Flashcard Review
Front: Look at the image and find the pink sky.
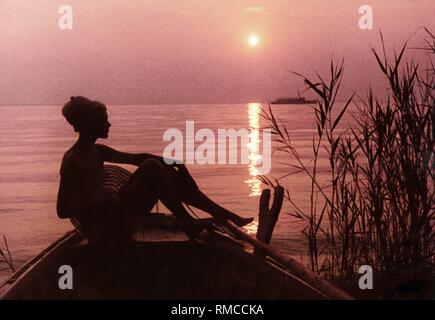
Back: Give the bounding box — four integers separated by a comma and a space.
0, 0, 433, 104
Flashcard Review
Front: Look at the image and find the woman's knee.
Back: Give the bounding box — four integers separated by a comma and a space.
137, 159, 166, 181
139, 158, 164, 171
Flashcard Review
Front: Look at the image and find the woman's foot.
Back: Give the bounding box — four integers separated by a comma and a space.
215, 216, 254, 227
232, 216, 254, 227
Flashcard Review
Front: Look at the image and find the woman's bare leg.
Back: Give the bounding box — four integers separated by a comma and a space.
120, 159, 253, 227
119, 159, 194, 222
163, 165, 254, 226
118, 159, 214, 239
183, 188, 253, 226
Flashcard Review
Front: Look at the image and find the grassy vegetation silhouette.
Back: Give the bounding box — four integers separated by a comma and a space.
0, 235, 15, 272
261, 29, 434, 298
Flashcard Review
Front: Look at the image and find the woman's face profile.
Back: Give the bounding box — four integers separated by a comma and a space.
79, 105, 111, 139
92, 107, 111, 139
62, 97, 111, 139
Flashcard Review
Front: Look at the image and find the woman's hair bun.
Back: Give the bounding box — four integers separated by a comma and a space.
62, 96, 105, 132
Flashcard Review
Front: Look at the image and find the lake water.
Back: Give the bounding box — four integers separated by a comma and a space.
0, 103, 353, 282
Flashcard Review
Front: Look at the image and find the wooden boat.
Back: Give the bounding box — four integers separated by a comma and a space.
0, 166, 352, 300
0, 214, 352, 300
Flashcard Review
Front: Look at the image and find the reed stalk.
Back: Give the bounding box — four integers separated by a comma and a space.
0, 235, 15, 273
261, 29, 434, 298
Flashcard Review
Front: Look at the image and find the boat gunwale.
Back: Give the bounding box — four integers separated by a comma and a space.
1, 224, 351, 300
0, 230, 81, 298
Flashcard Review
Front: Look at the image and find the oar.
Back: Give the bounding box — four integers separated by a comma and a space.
218, 187, 354, 300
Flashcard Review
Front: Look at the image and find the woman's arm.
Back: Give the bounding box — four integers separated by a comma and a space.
96, 144, 198, 189
96, 144, 176, 167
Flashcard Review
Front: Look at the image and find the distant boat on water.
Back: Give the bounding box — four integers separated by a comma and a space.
271, 96, 317, 105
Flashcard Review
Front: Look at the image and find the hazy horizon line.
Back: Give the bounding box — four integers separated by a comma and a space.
0, 99, 359, 107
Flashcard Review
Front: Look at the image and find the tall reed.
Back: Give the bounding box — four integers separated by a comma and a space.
0, 235, 15, 272
261, 30, 434, 297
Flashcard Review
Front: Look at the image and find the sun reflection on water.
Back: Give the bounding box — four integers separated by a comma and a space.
243, 219, 259, 235
244, 103, 263, 197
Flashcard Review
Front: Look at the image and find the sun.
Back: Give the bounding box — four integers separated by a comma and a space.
248, 34, 259, 47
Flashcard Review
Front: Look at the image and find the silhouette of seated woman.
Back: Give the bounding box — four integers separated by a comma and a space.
56, 96, 253, 243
